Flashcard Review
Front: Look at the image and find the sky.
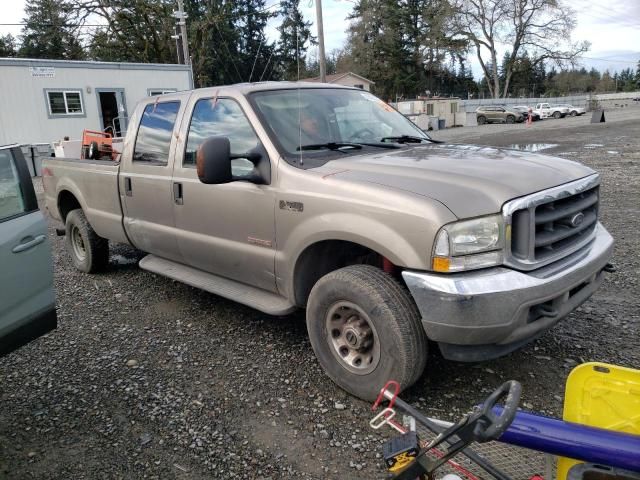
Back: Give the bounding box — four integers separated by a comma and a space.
1, 0, 638, 79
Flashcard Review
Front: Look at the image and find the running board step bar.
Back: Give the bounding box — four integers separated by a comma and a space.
139, 255, 296, 316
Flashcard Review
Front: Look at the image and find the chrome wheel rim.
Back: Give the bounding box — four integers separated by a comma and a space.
71, 225, 87, 261
325, 301, 380, 375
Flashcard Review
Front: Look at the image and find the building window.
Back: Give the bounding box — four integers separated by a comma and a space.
353, 84, 364, 89
133, 101, 181, 164
450, 102, 458, 113
46, 90, 84, 115
426, 103, 434, 115
148, 88, 177, 96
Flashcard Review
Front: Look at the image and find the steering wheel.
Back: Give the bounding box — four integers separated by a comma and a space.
474, 380, 522, 441
351, 128, 376, 140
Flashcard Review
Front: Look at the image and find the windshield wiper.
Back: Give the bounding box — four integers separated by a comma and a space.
297, 142, 363, 151
380, 135, 443, 144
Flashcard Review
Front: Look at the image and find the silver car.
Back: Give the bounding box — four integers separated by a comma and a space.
554, 104, 586, 116
0, 145, 56, 356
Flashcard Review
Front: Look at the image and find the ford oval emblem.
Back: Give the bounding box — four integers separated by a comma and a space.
570, 212, 585, 227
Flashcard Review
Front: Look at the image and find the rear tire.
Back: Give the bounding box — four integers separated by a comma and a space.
65, 209, 109, 273
306, 265, 428, 401
506, 115, 515, 124
477, 116, 486, 125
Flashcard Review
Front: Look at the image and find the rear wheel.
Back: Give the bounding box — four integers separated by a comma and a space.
506, 115, 515, 124
306, 265, 428, 400
553, 111, 561, 119
65, 209, 109, 273
477, 115, 487, 125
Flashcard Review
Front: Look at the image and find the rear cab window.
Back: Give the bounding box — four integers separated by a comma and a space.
133, 101, 181, 165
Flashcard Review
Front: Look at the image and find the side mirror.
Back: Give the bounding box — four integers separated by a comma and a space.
196, 137, 232, 184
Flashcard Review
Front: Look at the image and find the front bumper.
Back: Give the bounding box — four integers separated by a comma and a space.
402, 223, 613, 362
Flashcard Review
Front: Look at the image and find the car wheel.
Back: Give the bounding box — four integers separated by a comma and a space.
506, 115, 515, 124
477, 115, 486, 125
570, 111, 577, 117
65, 209, 109, 273
306, 265, 428, 401
553, 111, 561, 119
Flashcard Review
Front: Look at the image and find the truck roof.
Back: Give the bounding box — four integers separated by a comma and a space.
151, 81, 355, 98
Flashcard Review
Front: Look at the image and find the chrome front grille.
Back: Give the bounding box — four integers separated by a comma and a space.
503, 175, 600, 270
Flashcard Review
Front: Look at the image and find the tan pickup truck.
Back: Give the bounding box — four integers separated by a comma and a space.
43, 83, 613, 400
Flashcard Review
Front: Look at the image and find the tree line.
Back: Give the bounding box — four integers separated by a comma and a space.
1, 0, 639, 99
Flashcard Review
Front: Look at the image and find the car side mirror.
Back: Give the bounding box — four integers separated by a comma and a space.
196, 137, 233, 184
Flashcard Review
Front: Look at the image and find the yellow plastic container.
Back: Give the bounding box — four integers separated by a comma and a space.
557, 362, 640, 479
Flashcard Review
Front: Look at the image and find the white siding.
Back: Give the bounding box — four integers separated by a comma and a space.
0, 60, 191, 145
330, 74, 372, 92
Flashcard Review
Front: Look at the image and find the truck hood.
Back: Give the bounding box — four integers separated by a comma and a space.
317, 144, 595, 219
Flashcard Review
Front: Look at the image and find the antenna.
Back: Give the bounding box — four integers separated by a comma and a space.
297, 28, 303, 166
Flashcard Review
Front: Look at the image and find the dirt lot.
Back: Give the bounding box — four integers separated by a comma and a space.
1, 109, 639, 479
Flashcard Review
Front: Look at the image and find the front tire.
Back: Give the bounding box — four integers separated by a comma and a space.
553, 111, 561, 119
477, 115, 487, 125
506, 115, 515, 124
306, 265, 427, 401
570, 111, 577, 117
65, 209, 109, 273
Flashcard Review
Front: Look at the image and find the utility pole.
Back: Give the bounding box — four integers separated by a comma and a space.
173, 0, 190, 65
315, 0, 326, 82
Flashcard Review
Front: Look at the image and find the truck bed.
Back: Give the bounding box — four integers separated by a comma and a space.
42, 157, 129, 244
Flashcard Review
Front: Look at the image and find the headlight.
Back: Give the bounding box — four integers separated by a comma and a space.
432, 215, 504, 272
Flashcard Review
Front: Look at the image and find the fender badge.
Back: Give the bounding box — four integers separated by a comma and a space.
279, 200, 304, 212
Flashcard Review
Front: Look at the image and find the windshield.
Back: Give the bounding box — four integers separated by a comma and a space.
249, 88, 431, 164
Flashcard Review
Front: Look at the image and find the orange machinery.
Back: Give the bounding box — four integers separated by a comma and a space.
80, 130, 118, 161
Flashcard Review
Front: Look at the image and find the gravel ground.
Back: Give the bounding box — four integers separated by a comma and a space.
1, 109, 639, 479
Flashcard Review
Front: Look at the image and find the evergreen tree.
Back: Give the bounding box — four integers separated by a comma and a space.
0, 34, 18, 57
276, 0, 314, 81
19, 0, 84, 59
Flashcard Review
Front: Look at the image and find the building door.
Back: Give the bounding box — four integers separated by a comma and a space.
96, 89, 127, 136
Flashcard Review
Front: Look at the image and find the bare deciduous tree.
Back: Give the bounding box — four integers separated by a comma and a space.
453, 0, 589, 98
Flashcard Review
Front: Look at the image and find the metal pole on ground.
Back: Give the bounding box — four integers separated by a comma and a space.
315, 0, 326, 82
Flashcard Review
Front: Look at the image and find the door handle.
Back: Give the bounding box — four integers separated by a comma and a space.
124, 177, 132, 196
12, 234, 46, 253
173, 182, 183, 205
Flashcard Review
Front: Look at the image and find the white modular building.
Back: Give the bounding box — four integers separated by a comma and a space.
0, 58, 193, 145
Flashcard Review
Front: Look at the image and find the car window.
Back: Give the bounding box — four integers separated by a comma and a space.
0, 150, 26, 222
184, 98, 259, 168
133, 101, 181, 164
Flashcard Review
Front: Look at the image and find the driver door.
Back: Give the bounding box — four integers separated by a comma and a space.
171, 94, 277, 292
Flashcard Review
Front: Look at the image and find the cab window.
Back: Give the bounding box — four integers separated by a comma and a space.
184, 98, 259, 168
133, 101, 181, 164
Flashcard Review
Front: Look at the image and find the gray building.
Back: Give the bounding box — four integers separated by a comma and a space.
0, 58, 192, 145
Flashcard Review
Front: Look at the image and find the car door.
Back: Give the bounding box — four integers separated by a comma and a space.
0, 146, 56, 356
171, 93, 277, 292
119, 97, 187, 262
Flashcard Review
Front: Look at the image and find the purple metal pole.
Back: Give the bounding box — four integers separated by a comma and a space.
494, 407, 640, 472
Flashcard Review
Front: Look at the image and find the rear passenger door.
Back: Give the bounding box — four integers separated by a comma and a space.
120, 97, 187, 261
0, 146, 56, 356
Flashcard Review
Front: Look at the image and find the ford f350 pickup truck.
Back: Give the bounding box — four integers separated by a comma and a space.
43, 83, 613, 400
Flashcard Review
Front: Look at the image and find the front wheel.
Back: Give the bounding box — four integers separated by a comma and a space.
65, 209, 109, 273
570, 111, 577, 117
506, 115, 515, 124
477, 115, 487, 125
306, 265, 428, 401
553, 111, 561, 119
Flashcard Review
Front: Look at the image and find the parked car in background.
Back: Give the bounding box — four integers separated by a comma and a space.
512, 106, 541, 121
534, 103, 569, 119
0, 145, 57, 357
476, 106, 524, 125
554, 104, 586, 116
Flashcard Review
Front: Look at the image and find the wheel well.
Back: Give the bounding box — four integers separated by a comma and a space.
293, 240, 383, 307
58, 190, 81, 222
